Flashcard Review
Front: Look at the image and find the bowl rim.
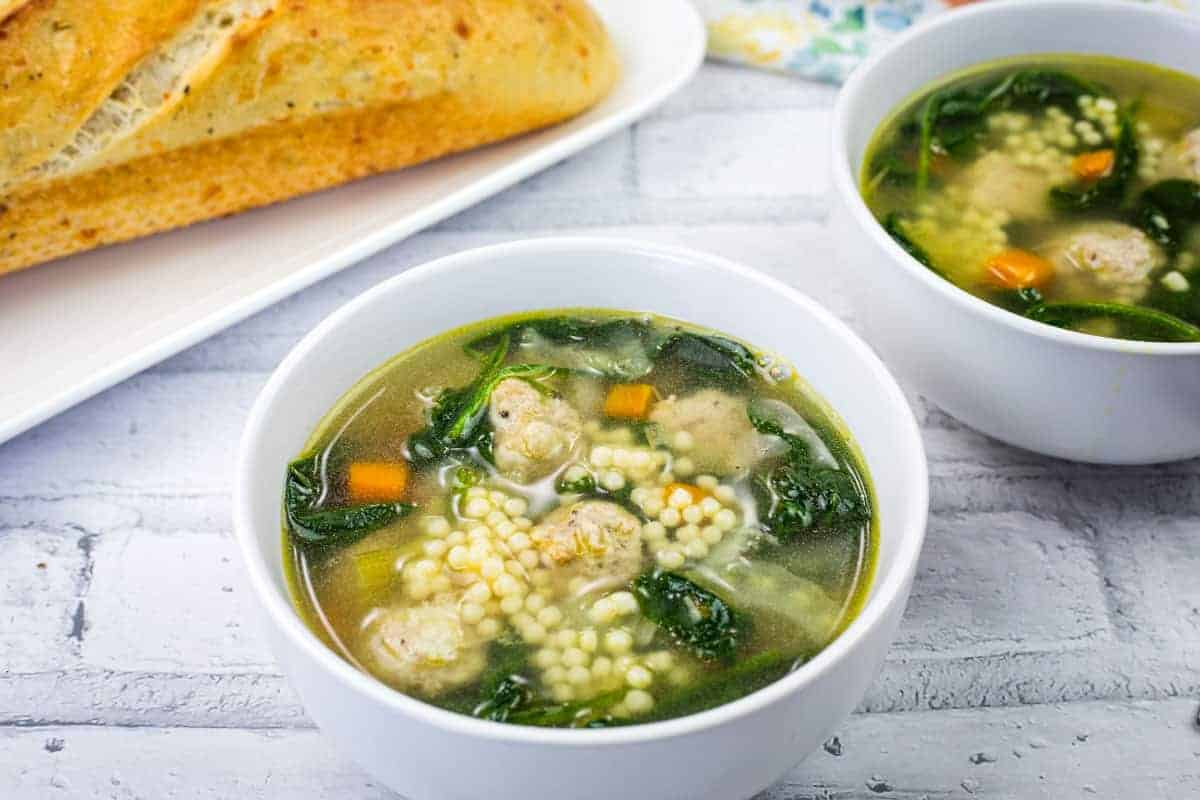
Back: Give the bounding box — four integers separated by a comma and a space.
233, 236, 929, 746
831, 0, 1200, 356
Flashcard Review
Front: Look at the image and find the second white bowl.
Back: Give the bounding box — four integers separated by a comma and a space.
831, 0, 1200, 464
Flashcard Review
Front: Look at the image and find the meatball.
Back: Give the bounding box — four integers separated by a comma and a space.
531, 500, 643, 590
955, 151, 1060, 220
648, 389, 767, 476
1044, 222, 1165, 302
1158, 127, 1200, 180
488, 378, 582, 483
360, 598, 486, 697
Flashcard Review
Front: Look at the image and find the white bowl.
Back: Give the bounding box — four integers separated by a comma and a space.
234, 238, 927, 800
831, 0, 1200, 465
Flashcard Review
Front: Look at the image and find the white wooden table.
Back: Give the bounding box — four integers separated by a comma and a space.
2, 63, 1197, 799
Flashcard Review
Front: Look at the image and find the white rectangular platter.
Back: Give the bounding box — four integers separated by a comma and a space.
0, 0, 705, 444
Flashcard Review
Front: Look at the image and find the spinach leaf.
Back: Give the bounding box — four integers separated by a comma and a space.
653, 332, 757, 390
633, 572, 744, 663
992, 286, 1045, 314
1133, 179, 1200, 253
1049, 113, 1138, 212
1144, 273, 1200, 327
529, 317, 652, 345
753, 460, 870, 539
471, 316, 654, 350
505, 690, 624, 728
467, 316, 758, 388
916, 68, 1106, 192
1025, 301, 1200, 342
639, 650, 801, 722
744, 410, 868, 542
747, 406, 870, 540
555, 469, 596, 495
993, 69, 1105, 107
463, 637, 623, 727
916, 88, 981, 192
408, 334, 559, 467
466, 317, 658, 379
882, 212, 940, 276
747, 401, 820, 461
868, 149, 918, 187
471, 638, 535, 722
474, 675, 532, 722
284, 454, 414, 546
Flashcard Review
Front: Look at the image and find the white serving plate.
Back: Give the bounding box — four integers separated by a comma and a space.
0, 0, 705, 445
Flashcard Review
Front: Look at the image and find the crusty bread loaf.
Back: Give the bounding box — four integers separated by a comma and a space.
0, 0, 618, 276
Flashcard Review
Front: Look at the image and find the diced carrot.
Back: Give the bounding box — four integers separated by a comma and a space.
347, 462, 409, 503
604, 383, 657, 420
985, 248, 1055, 290
1071, 149, 1115, 181
664, 482, 709, 504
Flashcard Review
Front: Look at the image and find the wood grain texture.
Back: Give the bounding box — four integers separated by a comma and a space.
0, 62, 1197, 798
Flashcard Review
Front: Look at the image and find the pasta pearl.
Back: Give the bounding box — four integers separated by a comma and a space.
624, 690, 654, 714
626, 665, 653, 689
538, 607, 564, 627
463, 498, 491, 518
610, 591, 639, 615
446, 545, 470, 570
605, 629, 633, 654
461, 602, 485, 624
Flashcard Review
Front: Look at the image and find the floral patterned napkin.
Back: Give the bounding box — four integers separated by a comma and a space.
693, 0, 1193, 84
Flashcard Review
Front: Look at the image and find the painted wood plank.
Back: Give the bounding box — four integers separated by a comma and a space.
1, 699, 1194, 800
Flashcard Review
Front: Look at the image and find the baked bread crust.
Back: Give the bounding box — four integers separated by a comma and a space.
0, 0, 617, 276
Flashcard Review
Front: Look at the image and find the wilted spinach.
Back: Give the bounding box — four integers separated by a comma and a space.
653, 332, 757, 390
916, 68, 1107, 191
882, 212, 938, 274
284, 453, 414, 546
408, 334, 559, 466
466, 317, 658, 380
1132, 179, 1200, 253
868, 148, 919, 187
504, 690, 624, 728
467, 638, 535, 722
991, 286, 1046, 315
633, 572, 744, 662
466, 316, 759, 390
748, 407, 870, 540
639, 649, 801, 722
1024, 301, 1200, 342
1049, 114, 1138, 212
469, 316, 654, 352
462, 637, 622, 727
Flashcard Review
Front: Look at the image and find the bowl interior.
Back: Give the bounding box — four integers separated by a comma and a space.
236, 237, 927, 734
840, 0, 1200, 182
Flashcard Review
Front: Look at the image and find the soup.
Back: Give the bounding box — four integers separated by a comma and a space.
282, 310, 875, 727
862, 55, 1200, 342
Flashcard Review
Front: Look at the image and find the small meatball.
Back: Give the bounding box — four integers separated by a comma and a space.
1044, 222, 1165, 302
360, 598, 486, 697
955, 151, 1059, 220
561, 374, 605, 420
648, 389, 767, 476
489, 378, 582, 483
531, 500, 643, 590
1158, 127, 1200, 180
